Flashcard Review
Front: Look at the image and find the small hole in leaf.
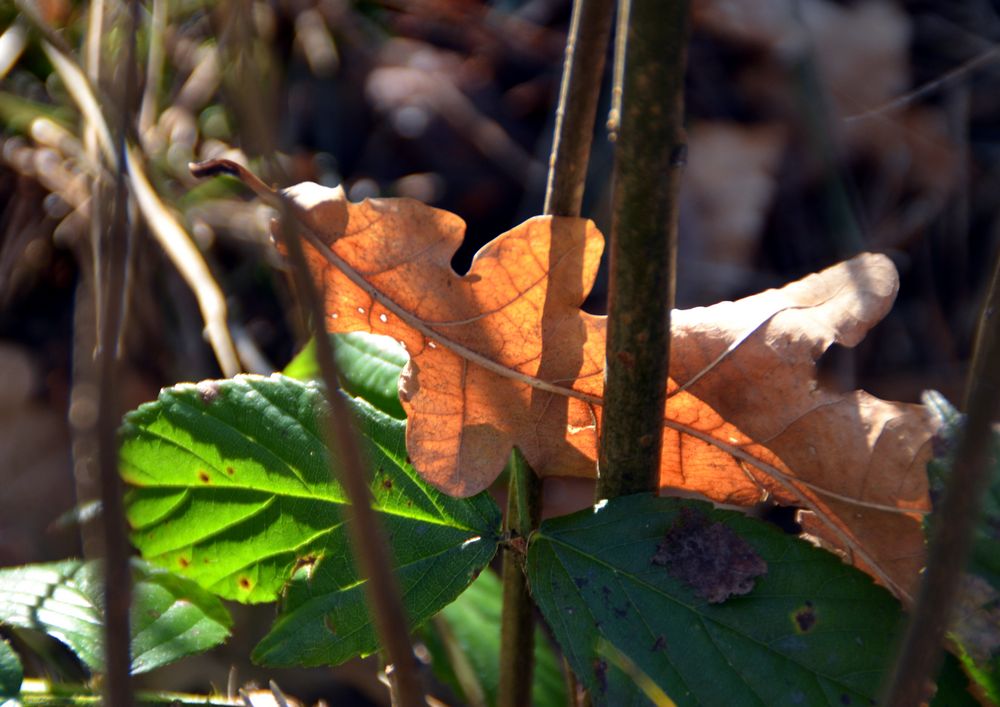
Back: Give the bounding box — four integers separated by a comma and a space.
357, 306, 365, 314
793, 602, 817, 632
379, 313, 388, 323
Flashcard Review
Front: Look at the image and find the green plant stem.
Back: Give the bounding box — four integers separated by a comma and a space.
499, 2, 614, 705
882, 247, 1000, 705
97, 2, 138, 704
499, 450, 542, 707
597, 0, 690, 499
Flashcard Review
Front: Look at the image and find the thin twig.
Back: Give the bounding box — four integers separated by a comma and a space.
267, 680, 290, 707
597, 0, 690, 498
138, 0, 166, 143
543, 0, 616, 217
189, 159, 427, 706
844, 46, 1000, 123
606, 0, 629, 141
126, 145, 241, 376
97, 1, 138, 704
500, 2, 614, 704
882, 247, 1000, 705
279, 201, 427, 707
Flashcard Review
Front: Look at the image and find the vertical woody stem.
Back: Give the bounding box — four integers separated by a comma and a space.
597, 0, 690, 499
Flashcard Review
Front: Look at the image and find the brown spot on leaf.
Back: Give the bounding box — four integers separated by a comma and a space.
197, 470, 211, 483
225, 466, 235, 476
794, 602, 817, 632
651, 507, 767, 603
239, 577, 252, 590
196, 380, 220, 405
178, 557, 190, 569
382, 478, 393, 490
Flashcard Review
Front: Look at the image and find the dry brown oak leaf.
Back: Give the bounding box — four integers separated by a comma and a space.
195, 160, 937, 603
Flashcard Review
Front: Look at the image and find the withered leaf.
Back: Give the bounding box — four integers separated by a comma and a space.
193, 160, 937, 602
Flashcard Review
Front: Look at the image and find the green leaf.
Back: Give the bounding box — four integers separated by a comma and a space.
0, 636, 22, 701
120, 374, 501, 666
128, 564, 233, 674
419, 568, 565, 707
283, 333, 407, 418
527, 494, 903, 707
0, 559, 231, 675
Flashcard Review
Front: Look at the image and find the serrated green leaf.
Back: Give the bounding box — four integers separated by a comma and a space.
128, 564, 233, 674
283, 332, 407, 418
419, 568, 565, 707
0, 559, 230, 675
120, 374, 501, 666
527, 494, 904, 707
0, 636, 22, 701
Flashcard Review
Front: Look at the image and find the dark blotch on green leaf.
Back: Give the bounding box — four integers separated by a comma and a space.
794, 601, 817, 632
651, 507, 767, 604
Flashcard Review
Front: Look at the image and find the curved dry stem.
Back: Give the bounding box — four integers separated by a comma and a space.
128, 148, 241, 377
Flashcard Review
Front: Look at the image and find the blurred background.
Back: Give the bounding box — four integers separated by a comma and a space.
0, 0, 997, 703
